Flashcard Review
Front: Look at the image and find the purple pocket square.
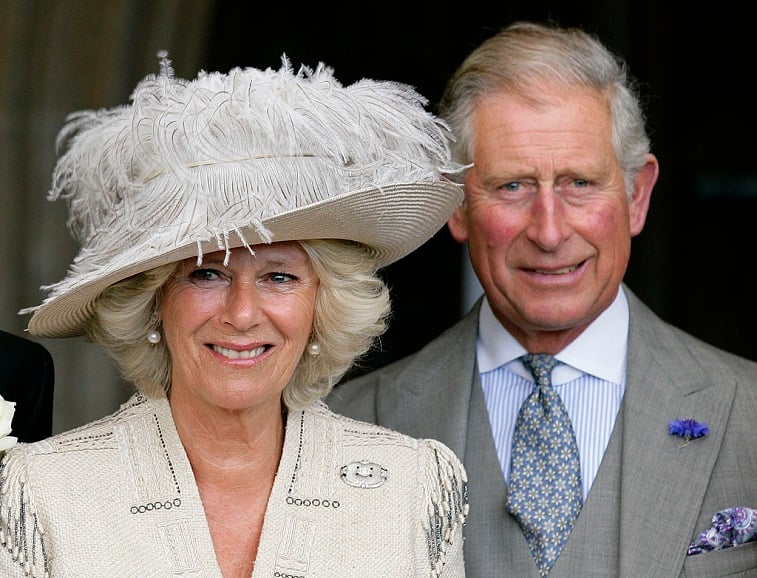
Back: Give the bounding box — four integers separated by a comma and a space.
688, 507, 757, 555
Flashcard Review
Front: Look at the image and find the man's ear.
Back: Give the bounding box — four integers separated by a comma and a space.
447, 203, 470, 243
629, 153, 659, 236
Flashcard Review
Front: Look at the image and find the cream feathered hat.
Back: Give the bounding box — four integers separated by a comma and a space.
21, 52, 463, 338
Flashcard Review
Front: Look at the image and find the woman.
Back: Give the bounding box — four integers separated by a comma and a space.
0, 54, 468, 577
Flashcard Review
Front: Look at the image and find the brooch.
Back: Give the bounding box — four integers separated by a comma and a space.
340, 459, 388, 489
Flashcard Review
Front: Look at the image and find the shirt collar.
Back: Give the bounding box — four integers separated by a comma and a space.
476, 287, 629, 385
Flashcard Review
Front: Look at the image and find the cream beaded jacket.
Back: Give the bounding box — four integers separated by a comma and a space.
0, 393, 468, 577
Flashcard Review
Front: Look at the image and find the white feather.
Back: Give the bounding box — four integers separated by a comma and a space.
29, 51, 465, 316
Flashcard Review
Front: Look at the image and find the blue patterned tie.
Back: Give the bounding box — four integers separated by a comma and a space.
505, 353, 583, 576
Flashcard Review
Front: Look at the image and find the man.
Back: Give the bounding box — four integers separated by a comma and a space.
328, 21, 757, 577
0, 330, 54, 442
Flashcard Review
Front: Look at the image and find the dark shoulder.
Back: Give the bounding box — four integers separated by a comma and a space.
0, 330, 52, 360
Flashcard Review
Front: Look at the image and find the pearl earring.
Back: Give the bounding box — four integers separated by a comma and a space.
307, 342, 321, 356
147, 330, 162, 344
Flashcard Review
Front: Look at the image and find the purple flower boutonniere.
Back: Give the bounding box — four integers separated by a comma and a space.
669, 418, 709, 447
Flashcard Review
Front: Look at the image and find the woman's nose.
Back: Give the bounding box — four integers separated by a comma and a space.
220, 281, 264, 330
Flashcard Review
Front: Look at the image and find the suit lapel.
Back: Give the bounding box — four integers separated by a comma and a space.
618, 289, 736, 576
373, 303, 481, 459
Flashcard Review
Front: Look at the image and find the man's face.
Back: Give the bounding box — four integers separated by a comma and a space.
448, 85, 656, 351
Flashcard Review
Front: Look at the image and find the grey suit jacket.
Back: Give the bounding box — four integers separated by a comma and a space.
327, 285, 757, 577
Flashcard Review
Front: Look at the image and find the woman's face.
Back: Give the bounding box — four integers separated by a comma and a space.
160, 242, 319, 414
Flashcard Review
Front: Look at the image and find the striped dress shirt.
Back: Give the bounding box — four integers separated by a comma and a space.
478, 289, 629, 502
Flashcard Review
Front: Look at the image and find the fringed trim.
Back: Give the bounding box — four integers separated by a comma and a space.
0, 451, 48, 577
422, 440, 469, 577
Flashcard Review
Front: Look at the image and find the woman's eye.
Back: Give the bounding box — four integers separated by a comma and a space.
189, 268, 222, 282
268, 272, 296, 284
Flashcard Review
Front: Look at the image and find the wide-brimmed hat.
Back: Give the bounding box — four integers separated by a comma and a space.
21, 53, 463, 338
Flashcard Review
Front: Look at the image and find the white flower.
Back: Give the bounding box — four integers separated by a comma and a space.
0, 395, 18, 452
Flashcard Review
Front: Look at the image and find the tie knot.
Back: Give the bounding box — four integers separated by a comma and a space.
521, 353, 558, 385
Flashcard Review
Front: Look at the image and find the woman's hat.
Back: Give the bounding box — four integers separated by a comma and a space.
21, 52, 464, 338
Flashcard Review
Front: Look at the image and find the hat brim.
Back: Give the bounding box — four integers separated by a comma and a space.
26, 181, 462, 338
